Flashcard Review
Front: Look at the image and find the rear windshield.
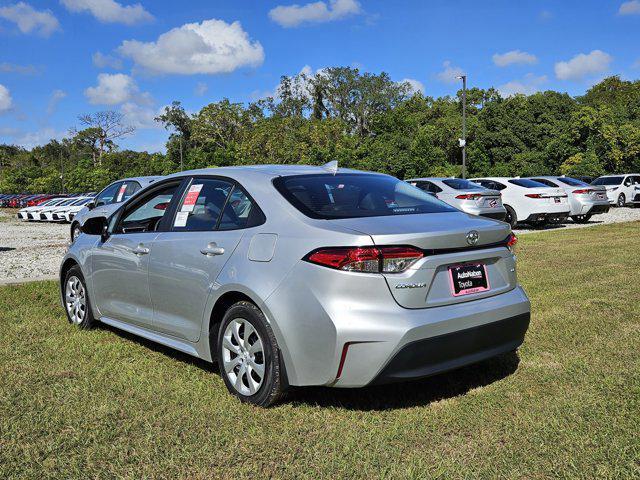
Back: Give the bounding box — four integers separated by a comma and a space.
592, 176, 623, 185
442, 179, 484, 190
274, 173, 456, 219
557, 177, 589, 187
508, 179, 548, 188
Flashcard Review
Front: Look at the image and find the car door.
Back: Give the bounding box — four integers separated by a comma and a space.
148, 177, 265, 342
90, 181, 183, 328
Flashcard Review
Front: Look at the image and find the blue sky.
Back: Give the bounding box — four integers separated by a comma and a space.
1, 0, 639, 152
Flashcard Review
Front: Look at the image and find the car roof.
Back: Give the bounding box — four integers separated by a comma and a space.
164, 165, 372, 182
597, 173, 640, 177
405, 177, 463, 182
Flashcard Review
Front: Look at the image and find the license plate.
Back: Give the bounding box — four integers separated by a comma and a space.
597, 194, 605, 199
554, 197, 561, 203
448, 263, 490, 297
488, 199, 498, 208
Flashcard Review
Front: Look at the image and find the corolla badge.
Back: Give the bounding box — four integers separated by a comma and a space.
466, 230, 479, 246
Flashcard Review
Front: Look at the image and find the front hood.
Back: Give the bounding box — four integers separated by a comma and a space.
329, 212, 510, 250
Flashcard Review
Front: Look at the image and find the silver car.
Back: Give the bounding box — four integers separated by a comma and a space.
407, 178, 506, 221
528, 176, 610, 223
60, 165, 531, 407
70, 176, 161, 241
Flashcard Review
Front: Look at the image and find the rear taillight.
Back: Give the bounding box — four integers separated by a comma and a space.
572, 189, 592, 194
455, 193, 482, 200
507, 233, 518, 253
306, 246, 424, 273
524, 193, 543, 199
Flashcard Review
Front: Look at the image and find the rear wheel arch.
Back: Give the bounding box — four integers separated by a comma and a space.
207, 291, 257, 354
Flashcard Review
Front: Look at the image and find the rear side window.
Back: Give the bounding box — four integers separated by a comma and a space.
95, 182, 120, 206
414, 181, 442, 193
532, 178, 558, 187
274, 173, 455, 220
173, 178, 265, 231
442, 179, 484, 190
122, 181, 142, 201
557, 177, 589, 187
592, 176, 623, 186
508, 179, 548, 188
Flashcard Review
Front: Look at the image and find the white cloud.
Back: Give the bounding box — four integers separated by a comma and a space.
47, 89, 67, 115
194, 82, 208, 96
117, 19, 264, 75
0, 2, 60, 37
269, 0, 361, 27
60, 0, 153, 25
619, 1, 640, 15
0, 84, 13, 112
14, 127, 67, 148
120, 102, 162, 129
435, 61, 465, 84
92, 52, 123, 70
84, 73, 140, 105
555, 50, 612, 81
400, 78, 424, 95
0, 62, 38, 75
497, 74, 547, 97
493, 50, 537, 67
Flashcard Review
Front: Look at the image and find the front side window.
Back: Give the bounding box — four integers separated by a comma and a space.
274, 174, 455, 220
95, 182, 121, 207
117, 184, 178, 234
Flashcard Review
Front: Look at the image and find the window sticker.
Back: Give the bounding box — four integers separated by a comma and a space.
116, 183, 127, 202
174, 211, 189, 227
181, 184, 203, 212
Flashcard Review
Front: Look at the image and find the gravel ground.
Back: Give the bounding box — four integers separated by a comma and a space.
1, 206, 639, 282
0, 210, 69, 282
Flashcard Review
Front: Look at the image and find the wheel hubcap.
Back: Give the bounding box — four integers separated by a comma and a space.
65, 276, 86, 325
222, 319, 265, 396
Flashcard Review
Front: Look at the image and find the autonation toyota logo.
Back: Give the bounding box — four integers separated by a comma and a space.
466, 230, 479, 246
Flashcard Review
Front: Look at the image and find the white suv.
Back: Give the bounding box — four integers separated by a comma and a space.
592, 174, 640, 207
471, 177, 570, 228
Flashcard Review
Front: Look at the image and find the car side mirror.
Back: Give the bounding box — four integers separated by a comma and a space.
86, 200, 95, 210
82, 216, 109, 241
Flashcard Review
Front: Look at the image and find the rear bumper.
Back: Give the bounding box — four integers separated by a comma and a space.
370, 312, 529, 384
585, 203, 610, 215
479, 211, 507, 221
525, 211, 570, 223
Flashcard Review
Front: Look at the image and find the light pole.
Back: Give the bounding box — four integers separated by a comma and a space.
456, 75, 467, 179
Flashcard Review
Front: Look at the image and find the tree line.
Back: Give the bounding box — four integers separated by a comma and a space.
1, 67, 639, 194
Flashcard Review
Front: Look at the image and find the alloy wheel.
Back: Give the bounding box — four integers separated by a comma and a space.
617, 194, 625, 208
222, 318, 266, 396
65, 276, 86, 325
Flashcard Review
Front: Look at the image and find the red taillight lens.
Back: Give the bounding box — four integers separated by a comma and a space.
455, 193, 482, 200
524, 193, 543, 198
572, 189, 592, 194
507, 233, 518, 252
306, 246, 424, 273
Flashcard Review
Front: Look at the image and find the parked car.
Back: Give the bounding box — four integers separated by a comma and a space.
60, 165, 531, 407
36, 197, 81, 221
470, 177, 570, 228
406, 177, 506, 221
592, 174, 640, 207
17, 198, 62, 220
51, 197, 93, 222
70, 176, 161, 241
527, 176, 610, 223
23, 198, 68, 220
632, 185, 640, 207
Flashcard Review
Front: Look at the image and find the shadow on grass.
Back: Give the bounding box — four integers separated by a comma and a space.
99, 322, 520, 411
286, 351, 520, 411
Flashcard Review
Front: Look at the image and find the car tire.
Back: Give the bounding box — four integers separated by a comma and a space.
504, 205, 517, 228
617, 193, 626, 208
216, 301, 285, 407
71, 222, 82, 242
571, 214, 592, 224
63, 266, 95, 329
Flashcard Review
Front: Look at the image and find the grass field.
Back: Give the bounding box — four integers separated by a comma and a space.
1, 222, 639, 479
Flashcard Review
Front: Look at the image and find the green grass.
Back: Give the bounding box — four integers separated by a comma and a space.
1, 223, 639, 479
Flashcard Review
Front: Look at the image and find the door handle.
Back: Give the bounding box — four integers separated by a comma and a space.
200, 242, 225, 256
132, 243, 150, 255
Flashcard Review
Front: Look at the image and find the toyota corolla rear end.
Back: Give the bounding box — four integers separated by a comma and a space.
264, 172, 530, 388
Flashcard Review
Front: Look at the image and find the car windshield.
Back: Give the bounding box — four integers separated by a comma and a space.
59, 198, 78, 206
274, 173, 456, 219
442, 179, 485, 190
592, 176, 623, 185
508, 179, 549, 188
557, 177, 589, 187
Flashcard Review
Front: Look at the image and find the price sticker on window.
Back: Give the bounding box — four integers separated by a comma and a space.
181, 184, 203, 212
116, 183, 127, 202
174, 211, 189, 227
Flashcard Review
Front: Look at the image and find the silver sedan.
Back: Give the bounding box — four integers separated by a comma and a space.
407, 178, 507, 221
60, 165, 531, 406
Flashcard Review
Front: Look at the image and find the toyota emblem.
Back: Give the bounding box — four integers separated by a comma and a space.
466, 230, 479, 246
